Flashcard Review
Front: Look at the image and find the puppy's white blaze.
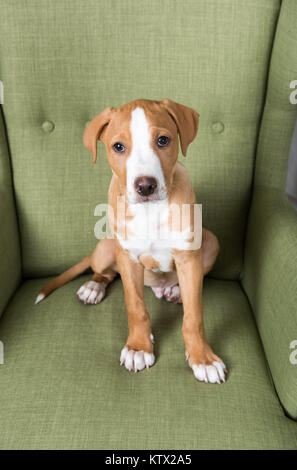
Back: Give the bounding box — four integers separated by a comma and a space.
127, 107, 166, 203
118, 107, 201, 270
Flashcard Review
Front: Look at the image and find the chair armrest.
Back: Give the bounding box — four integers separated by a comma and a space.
0, 108, 21, 316
242, 185, 297, 419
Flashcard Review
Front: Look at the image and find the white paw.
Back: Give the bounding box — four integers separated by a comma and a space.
151, 283, 182, 304
163, 284, 182, 303
151, 285, 164, 299
77, 281, 106, 305
191, 361, 227, 384
120, 335, 155, 372
120, 348, 155, 372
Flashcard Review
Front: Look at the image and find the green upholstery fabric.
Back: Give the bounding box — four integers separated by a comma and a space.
0, 277, 296, 450
243, 0, 297, 419
0, 110, 21, 317
253, 0, 297, 191
243, 188, 297, 420
1, 0, 297, 450
0, 0, 281, 280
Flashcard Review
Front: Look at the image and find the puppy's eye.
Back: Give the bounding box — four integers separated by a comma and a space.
157, 136, 170, 147
113, 142, 125, 153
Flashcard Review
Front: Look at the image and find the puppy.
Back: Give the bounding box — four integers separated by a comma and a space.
36, 99, 226, 383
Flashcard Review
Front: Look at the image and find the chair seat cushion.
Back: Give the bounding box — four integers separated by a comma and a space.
0, 277, 296, 449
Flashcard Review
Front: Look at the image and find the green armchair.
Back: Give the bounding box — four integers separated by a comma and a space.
0, 0, 296, 449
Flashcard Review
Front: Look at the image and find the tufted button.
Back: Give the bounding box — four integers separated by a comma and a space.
212, 121, 225, 134
42, 120, 55, 133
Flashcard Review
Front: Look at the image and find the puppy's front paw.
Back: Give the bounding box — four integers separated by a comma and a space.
120, 334, 155, 372
186, 348, 227, 384
191, 361, 227, 384
77, 280, 106, 305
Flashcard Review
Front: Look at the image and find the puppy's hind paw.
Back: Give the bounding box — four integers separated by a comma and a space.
163, 284, 182, 304
151, 283, 182, 304
77, 280, 106, 305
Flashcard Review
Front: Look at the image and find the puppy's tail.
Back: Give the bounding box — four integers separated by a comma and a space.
35, 256, 91, 304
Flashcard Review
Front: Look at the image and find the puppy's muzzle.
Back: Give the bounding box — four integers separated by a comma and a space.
134, 176, 157, 197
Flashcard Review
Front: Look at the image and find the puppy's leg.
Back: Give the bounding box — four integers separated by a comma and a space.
173, 248, 226, 384
202, 228, 220, 276
77, 238, 118, 305
116, 245, 154, 372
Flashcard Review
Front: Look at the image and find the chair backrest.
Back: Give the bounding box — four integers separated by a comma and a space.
254, 0, 297, 193
0, 0, 281, 279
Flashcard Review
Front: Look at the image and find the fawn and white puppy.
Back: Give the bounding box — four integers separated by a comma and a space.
36, 99, 227, 384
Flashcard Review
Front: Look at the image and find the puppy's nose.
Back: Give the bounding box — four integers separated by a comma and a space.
134, 176, 157, 197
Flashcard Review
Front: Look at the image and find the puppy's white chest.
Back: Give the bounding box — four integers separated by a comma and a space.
118, 202, 172, 272
117, 201, 192, 272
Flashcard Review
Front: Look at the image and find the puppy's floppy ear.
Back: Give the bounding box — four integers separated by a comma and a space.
83, 107, 114, 163
161, 99, 199, 156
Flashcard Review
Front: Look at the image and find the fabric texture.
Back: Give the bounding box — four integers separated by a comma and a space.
243, 0, 297, 419
0, 110, 21, 317
1, 0, 297, 450
243, 188, 297, 420
253, 0, 297, 191
0, 0, 281, 279
0, 277, 296, 450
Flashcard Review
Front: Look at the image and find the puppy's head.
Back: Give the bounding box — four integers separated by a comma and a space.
84, 99, 199, 203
